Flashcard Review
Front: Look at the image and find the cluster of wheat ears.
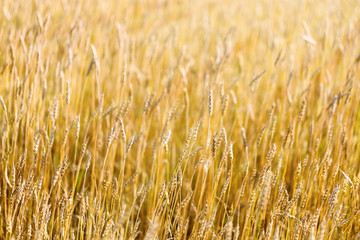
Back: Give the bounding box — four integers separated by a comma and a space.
0, 0, 360, 239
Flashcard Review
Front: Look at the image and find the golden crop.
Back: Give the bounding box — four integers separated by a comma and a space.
0, 0, 360, 239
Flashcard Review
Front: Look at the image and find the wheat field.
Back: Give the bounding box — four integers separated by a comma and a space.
0, 0, 360, 239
